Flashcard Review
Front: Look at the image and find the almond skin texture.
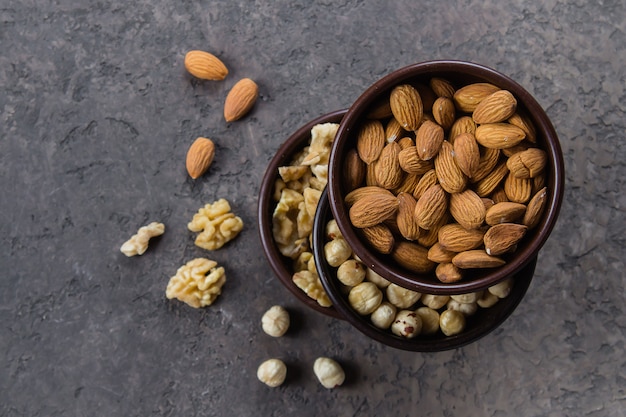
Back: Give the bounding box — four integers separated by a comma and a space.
349, 192, 399, 228
375, 142, 403, 189
472, 90, 517, 124
449, 116, 477, 143
475, 123, 526, 149
436, 262, 463, 283
361, 224, 395, 254
508, 112, 537, 143
506, 148, 547, 178
357, 119, 386, 164
434, 141, 467, 194
412, 169, 439, 200
186, 137, 215, 179
416, 120, 445, 161
453, 83, 501, 113
504, 173, 533, 203
471, 147, 501, 183
484, 223, 528, 256
396, 192, 420, 241
344, 148, 366, 192
385, 118, 407, 143
449, 189, 486, 230
475, 162, 510, 197
390, 84, 423, 131
485, 202, 527, 225
437, 224, 485, 252
345, 186, 394, 207
523, 186, 548, 229
391, 241, 436, 274
414, 184, 448, 230
184, 50, 228, 80
398, 146, 433, 175
427, 243, 457, 263
452, 250, 506, 269
453, 132, 480, 178
224, 78, 259, 122
429, 77, 456, 98
432, 97, 456, 131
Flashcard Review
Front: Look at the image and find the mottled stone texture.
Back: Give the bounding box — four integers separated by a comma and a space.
1, 0, 624, 416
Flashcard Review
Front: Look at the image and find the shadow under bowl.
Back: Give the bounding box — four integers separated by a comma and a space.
327, 60, 564, 295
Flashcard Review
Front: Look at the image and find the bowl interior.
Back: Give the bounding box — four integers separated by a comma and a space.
314, 188, 537, 352
328, 60, 564, 295
258, 109, 347, 319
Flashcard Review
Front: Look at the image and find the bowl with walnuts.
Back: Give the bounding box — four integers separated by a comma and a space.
258, 109, 348, 319
326, 60, 564, 295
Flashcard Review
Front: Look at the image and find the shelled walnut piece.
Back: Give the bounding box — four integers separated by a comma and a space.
188, 199, 244, 250
271, 122, 339, 307
324, 219, 514, 339
120, 222, 165, 257
345, 80, 550, 282
166, 258, 226, 308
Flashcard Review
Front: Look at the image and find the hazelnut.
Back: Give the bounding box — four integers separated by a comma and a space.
313, 357, 345, 389
261, 305, 290, 337
257, 359, 287, 387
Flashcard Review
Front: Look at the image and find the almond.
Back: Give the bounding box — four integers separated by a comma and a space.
523, 186, 548, 229
432, 97, 456, 130
393, 173, 421, 195
385, 118, 407, 143
367, 99, 393, 120
396, 192, 420, 241
345, 186, 394, 207
449, 189, 486, 230
475, 123, 526, 149
449, 116, 477, 143
361, 224, 395, 254
398, 146, 433, 175
186, 137, 215, 179
365, 159, 379, 186
506, 148, 547, 178
390, 84, 423, 131
490, 187, 509, 203
429, 77, 456, 98
502, 141, 534, 157
437, 224, 485, 252
503, 173, 532, 203
484, 223, 528, 256
344, 148, 366, 192
532, 174, 546, 195
224, 78, 259, 122
452, 250, 506, 269
414, 184, 448, 230
397, 136, 415, 150
412, 169, 439, 200
415, 120, 445, 161
391, 241, 435, 274
453, 132, 480, 178
472, 90, 517, 124
508, 112, 537, 143
348, 191, 399, 228
475, 161, 509, 197
471, 147, 501, 183
453, 83, 501, 113
418, 212, 450, 248
427, 242, 457, 263
375, 142, 403, 189
356, 119, 385, 164
434, 140, 467, 193
485, 202, 527, 225
184, 50, 229, 80
481, 197, 496, 211
435, 262, 463, 283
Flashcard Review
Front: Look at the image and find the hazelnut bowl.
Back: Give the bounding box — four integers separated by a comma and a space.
327, 60, 564, 295
258, 109, 347, 319
314, 188, 537, 351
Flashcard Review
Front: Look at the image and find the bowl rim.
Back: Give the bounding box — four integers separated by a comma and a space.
314, 187, 538, 352
327, 60, 564, 295
257, 109, 348, 319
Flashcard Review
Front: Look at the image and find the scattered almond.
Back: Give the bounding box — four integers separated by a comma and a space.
357, 119, 386, 164
453, 132, 480, 178
414, 184, 448, 230
186, 137, 215, 179
389, 84, 423, 131
449, 189, 486, 230
453, 83, 500, 113
416, 120, 445, 161
472, 90, 517, 124
349, 191, 399, 228
184, 50, 229, 80
224, 78, 259, 122
475, 123, 526, 149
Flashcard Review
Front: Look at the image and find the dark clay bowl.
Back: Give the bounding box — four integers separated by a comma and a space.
314, 188, 537, 351
327, 60, 564, 295
258, 109, 347, 319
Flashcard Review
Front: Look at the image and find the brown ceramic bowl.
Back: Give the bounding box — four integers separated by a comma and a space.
327, 60, 564, 295
258, 109, 347, 319
314, 188, 537, 351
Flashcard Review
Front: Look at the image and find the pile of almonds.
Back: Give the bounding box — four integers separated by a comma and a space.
343, 78, 549, 283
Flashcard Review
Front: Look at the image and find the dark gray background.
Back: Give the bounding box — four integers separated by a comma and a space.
1, 0, 624, 416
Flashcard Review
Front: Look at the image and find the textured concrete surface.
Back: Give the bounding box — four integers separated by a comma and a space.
1, 0, 625, 416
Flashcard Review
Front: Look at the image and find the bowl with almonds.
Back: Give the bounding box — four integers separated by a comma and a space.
258, 109, 347, 318
327, 60, 564, 295
313, 188, 537, 351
